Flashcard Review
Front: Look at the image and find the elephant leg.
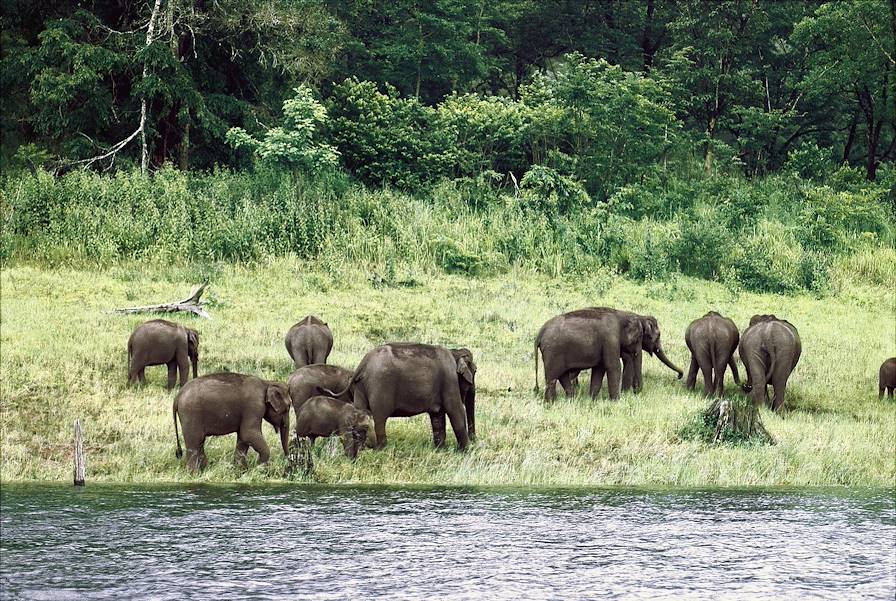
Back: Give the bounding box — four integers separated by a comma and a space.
176, 350, 189, 387
685, 356, 698, 390
559, 372, 577, 398
695, 354, 713, 396
429, 411, 447, 448
632, 352, 643, 393
749, 371, 768, 407
445, 402, 469, 452
590, 365, 605, 399
372, 415, 388, 449
544, 378, 558, 403
241, 425, 271, 465
128, 359, 141, 387
186, 439, 207, 474
138, 367, 147, 385
606, 360, 622, 401
621, 358, 634, 392
712, 352, 729, 397
234, 438, 250, 469
166, 361, 178, 390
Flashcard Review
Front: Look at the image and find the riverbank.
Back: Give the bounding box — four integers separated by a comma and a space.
1, 259, 894, 486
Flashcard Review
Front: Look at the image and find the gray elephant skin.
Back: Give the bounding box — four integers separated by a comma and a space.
535, 307, 682, 402
127, 319, 199, 389
880, 357, 896, 399
294, 396, 375, 459
739, 315, 802, 411
331, 343, 476, 451
285, 315, 333, 368
173, 373, 291, 473
684, 311, 741, 397
288, 364, 354, 412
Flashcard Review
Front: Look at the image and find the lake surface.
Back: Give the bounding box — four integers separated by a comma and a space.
1, 485, 893, 600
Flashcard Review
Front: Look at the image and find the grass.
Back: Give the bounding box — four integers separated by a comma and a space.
1, 257, 894, 487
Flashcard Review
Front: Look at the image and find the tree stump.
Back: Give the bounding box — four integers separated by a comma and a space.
702, 397, 773, 444
286, 432, 314, 478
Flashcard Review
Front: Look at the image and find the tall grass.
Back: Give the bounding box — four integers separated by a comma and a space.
2, 167, 893, 293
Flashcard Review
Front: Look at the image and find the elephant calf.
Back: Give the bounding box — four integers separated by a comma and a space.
288, 364, 354, 413
285, 315, 333, 368
295, 396, 375, 459
739, 315, 801, 411
127, 319, 199, 390
173, 373, 291, 473
880, 357, 896, 400
684, 311, 741, 397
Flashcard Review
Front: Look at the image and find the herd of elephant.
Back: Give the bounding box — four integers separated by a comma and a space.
125, 309, 896, 474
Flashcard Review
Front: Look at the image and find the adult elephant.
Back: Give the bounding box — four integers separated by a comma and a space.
127, 319, 199, 389
288, 364, 354, 413
173, 373, 291, 473
684, 311, 741, 397
534, 307, 682, 402
285, 315, 333, 368
330, 343, 476, 451
739, 315, 801, 411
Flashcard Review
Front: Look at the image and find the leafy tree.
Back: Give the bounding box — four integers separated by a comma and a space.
226, 86, 339, 174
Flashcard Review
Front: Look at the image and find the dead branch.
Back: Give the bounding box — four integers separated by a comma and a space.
111, 281, 211, 319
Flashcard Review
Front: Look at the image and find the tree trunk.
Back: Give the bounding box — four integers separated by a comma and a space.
140, 0, 164, 174
641, 0, 656, 71
179, 120, 190, 170
702, 397, 772, 444
842, 110, 859, 163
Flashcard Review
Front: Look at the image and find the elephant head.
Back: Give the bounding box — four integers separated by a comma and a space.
187, 329, 200, 378
452, 348, 477, 440
628, 314, 684, 378
341, 408, 375, 459
264, 382, 291, 455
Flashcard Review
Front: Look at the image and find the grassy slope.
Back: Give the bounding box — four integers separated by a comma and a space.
1, 259, 893, 486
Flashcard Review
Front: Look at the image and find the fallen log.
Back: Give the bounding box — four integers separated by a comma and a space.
111, 281, 211, 319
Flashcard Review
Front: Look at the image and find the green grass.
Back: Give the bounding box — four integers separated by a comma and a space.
1, 258, 894, 486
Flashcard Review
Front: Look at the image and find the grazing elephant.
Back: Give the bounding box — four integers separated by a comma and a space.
288, 364, 354, 413
330, 343, 476, 451
295, 396, 375, 459
880, 358, 896, 399
173, 373, 291, 473
285, 315, 333, 368
535, 308, 682, 402
739, 315, 802, 411
127, 319, 199, 389
684, 311, 741, 397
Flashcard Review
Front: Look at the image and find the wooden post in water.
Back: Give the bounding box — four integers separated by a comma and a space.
73, 419, 86, 486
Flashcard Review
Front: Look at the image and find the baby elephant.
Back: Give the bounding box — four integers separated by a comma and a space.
880, 357, 896, 399
285, 315, 333, 368
294, 396, 375, 459
128, 319, 199, 389
288, 364, 354, 413
173, 373, 291, 473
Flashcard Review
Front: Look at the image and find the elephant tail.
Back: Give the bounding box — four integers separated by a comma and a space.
173, 399, 183, 459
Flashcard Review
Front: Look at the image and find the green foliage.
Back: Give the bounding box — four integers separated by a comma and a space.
519, 165, 590, 215
226, 86, 339, 174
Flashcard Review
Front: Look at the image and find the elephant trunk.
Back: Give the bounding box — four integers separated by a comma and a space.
279, 414, 290, 457
464, 385, 476, 442
655, 346, 684, 379
191, 354, 198, 379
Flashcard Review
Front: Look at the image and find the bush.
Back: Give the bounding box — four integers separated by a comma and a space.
725, 220, 805, 293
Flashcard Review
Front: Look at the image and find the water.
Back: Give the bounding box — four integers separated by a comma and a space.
1, 485, 893, 600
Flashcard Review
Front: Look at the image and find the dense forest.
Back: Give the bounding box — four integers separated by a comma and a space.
1, 0, 894, 291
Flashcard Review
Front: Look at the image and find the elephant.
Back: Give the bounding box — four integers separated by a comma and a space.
285, 315, 333, 368
173, 373, 291, 473
739, 315, 801, 411
288, 364, 354, 413
684, 311, 741, 397
328, 343, 476, 451
880, 357, 896, 399
534, 307, 682, 402
294, 396, 376, 459
127, 319, 199, 389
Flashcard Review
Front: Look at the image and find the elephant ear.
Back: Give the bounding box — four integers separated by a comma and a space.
457, 357, 475, 384
265, 385, 290, 415
187, 330, 199, 354
640, 317, 660, 352
622, 316, 643, 349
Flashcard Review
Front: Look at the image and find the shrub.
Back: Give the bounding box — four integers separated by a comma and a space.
725, 220, 805, 293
